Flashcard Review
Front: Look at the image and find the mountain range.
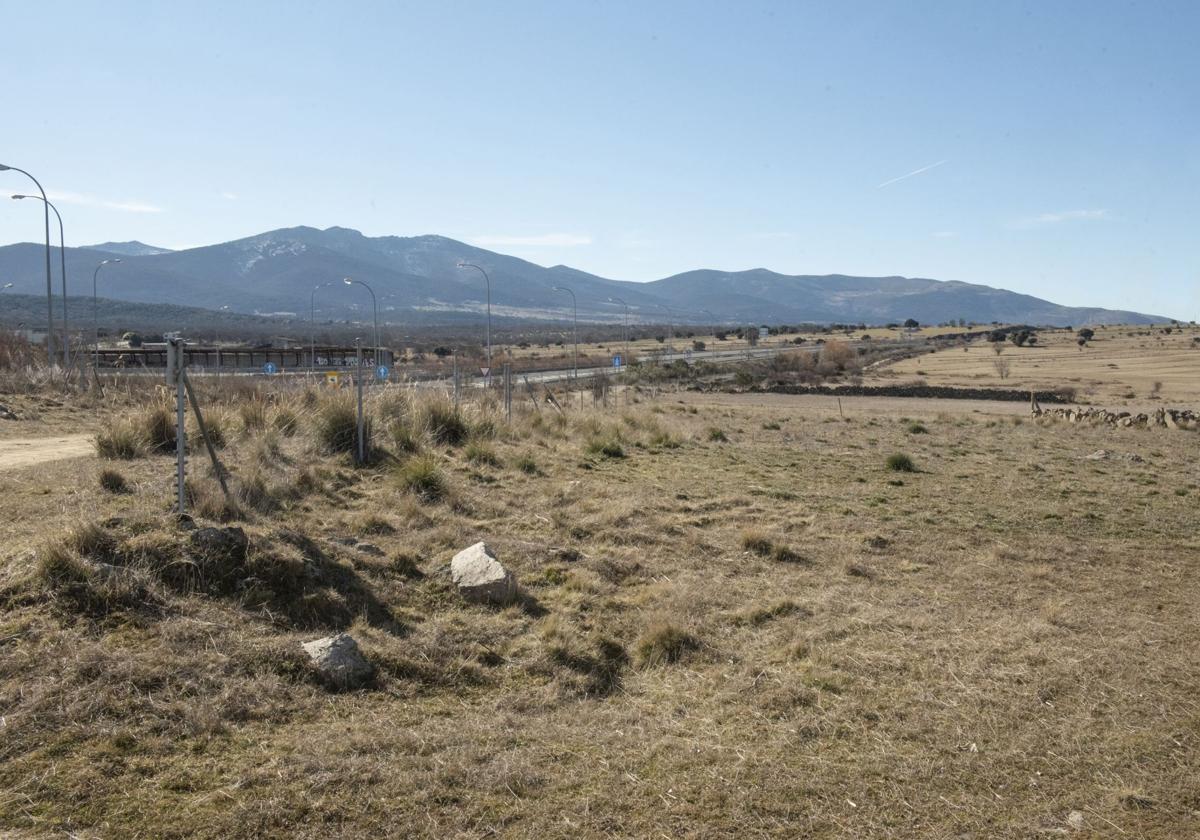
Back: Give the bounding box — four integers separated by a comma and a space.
0, 226, 1166, 327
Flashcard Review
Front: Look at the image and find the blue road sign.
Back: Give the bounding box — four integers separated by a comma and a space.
613, 355, 622, 368
263, 362, 277, 375
376, 364, 390, 381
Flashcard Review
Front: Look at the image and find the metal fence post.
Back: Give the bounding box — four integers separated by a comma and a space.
355, 339, 365, 465
166, 335, 186, 515
503, 363, 512, 422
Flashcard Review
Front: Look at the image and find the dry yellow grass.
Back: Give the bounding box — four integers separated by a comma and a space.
872, 323, 1200, 406
0, 379, 1198, 837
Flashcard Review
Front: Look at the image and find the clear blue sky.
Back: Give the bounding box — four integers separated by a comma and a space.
2, 0, 1197, 319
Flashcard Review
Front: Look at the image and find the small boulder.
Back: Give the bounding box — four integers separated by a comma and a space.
451, 542, 517, 605
301, 633, 373, 690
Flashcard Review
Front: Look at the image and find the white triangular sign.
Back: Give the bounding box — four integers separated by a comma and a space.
480, 367, 490, 377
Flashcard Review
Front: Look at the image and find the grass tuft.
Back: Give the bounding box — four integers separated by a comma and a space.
98, 468, 129, 494
314, 397, 371, 455
464, 440, 501, 467
585, 437, 625, 459
885, 452, 917, 472
635, 621, 698, 667
396, 455, 448, 502
95, 419, 146, 460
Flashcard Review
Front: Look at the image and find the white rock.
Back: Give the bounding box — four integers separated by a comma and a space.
451, 542, 517, 605
301, 633, 373, 690
1066, 810, 1085, 831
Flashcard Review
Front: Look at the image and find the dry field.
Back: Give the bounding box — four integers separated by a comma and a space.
0, 378, 1198, 838
872, 324, 1200, 406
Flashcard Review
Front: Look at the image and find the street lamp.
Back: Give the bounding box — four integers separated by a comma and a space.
552, 285, 578, 380
457, 262, 492, 374
92, 258, 120, 369
342, 277, 379, 364
13, 194, 70, 367
608, 296, 631, 368
0, 165, 55, 364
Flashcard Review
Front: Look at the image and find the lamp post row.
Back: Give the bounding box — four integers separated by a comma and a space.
0, 163, 54, 364
0, 160, 709, 379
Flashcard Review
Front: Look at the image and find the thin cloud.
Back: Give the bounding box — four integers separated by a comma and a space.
471, 233, 592, 247
220, 191, 239, 201
1011, 209, 1109, 228
933, 230, 957, 239
877, 159, 948, 189
744, 231, 797, 241
47, 190, 164, 214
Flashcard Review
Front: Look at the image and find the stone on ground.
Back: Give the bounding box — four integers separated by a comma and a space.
301, 633, 373, 690
451, 542, 517, 605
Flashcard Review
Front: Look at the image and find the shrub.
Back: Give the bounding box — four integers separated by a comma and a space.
635, 621, 698, 667
886, 453, 917, 472
98, 468, 129, 493
396, 455, 447, 502
514, 454, 539, 475
95, 418, 146, 460
905, 422, 928, 434
707, 427, 728, 442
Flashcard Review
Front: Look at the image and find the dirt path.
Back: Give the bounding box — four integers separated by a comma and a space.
0, 434, 94, 471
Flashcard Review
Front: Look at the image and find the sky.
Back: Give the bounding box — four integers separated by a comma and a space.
1, 0, 1197, 319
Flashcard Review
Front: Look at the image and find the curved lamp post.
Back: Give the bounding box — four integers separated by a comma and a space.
342, 277, 379, 364
457, 262, 492, 374
92, 258, 120, 369
0, 165, 54, 364
13, 194, 70, 367
552, 285, 578, 380
607, 296, 630, 368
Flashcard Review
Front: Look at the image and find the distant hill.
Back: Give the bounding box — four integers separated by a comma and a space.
85, 241, 175, 257
0, 226, 1168, 327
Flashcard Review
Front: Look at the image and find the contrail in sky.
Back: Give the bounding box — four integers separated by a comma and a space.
877, 159, 948, 189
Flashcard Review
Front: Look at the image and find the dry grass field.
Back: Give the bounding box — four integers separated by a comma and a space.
872, 324, 1200, 406
0, 377, 1198, 838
